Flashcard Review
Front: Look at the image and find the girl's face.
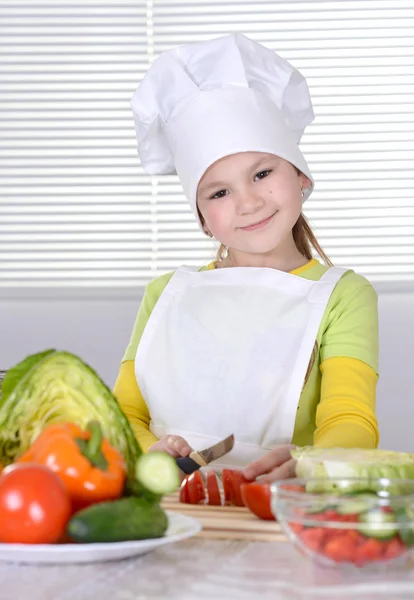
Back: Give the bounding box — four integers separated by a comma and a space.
197, 152, 311, 260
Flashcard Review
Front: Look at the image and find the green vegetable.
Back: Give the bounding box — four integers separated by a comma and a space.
1, 349, 55, 402
124, 477, 161, 503
336, 494, 377, 516
358, 508, 398, 540
135, 452, 180, 495
124, 453, 180, 504
67, 496, 169, 543
292, 447, 414, 494
0, 350, 142, 477
395, 507, 414, 547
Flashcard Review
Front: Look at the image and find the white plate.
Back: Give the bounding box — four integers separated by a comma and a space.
0, 511, 201, 565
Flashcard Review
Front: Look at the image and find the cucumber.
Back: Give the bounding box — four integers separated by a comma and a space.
307, 503, 337, 515
336, 494, 377, 516
67, 496, 169, 543
135, 452, 180, 496
358, 507, 398, 540
395, 507, 414, 547
124, 477, 162, 503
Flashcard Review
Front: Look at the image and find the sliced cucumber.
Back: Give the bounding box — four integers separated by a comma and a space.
336, 494, 377, 516
359, 507, 398, 540
135, 452, 181, 496
307, 503, 337, 515
395, 507, 414, 547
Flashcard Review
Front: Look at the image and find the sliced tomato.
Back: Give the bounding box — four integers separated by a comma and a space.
323, 533, 358, 563
299, 527, 328, 553
240, 482, 275, 520
187, 471, 206, 504
206, 470, 221, 506
383, 536, 407, 560
222, 469, 248, 507
280, 484, 305, 493
179, 477, 190, 503
355, 537, 385, 565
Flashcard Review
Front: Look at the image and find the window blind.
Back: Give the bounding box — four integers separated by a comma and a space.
1, 0, 414, 294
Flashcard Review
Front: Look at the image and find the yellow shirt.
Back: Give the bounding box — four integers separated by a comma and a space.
114, 260, 379, 452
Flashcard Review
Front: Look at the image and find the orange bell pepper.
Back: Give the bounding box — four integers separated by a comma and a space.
18, 421, 126, 510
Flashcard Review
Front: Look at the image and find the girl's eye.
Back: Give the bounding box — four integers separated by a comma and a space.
210, 189, 228, 200
255, 169, 272, 181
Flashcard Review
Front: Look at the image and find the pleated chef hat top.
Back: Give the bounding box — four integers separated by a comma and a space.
130, 33, 315, 229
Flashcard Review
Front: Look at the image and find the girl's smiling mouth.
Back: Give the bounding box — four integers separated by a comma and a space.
239, 211, 278, 232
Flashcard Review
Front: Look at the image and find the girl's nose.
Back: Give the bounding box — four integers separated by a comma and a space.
235, 190, 265, 215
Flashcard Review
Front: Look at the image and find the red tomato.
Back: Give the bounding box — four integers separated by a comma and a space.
299, 527, 328, 553
0, 463, 71, 544
280, 484, 305, 493
206, 470, 221, 506
179, 477, 190, 503
187, 471, 206, 504
222, 469, 248, 507
323, 534, 358, 563
383, 537, 406, 560
355, 537, 386, 564
240, 482, 275, 520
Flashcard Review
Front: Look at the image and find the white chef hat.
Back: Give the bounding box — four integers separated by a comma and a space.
130, 33, 315, 230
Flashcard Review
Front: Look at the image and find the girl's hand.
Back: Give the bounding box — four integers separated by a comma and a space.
243, 444, 297, 483
148, 435, 192, 458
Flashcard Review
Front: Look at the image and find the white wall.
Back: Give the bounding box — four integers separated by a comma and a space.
376, 293, 414, 452
1, 292, 413, 452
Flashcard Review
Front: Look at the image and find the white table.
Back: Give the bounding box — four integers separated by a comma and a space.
3, 539, 414, 600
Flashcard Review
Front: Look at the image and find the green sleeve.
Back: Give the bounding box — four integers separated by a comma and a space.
319, 272, 379, 375
122, 270, 176, 363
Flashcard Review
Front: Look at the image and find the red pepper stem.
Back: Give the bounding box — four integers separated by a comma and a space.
78, 420, 108, 471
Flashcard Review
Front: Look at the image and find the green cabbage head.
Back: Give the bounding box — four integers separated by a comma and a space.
0, 350, 142, 477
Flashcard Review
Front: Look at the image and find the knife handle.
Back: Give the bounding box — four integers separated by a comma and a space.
176, 455, 202, 475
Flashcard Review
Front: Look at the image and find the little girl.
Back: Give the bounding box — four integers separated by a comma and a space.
113, 33, 379, 482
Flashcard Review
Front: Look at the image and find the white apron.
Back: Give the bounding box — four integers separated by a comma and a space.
135, 265, 347, 467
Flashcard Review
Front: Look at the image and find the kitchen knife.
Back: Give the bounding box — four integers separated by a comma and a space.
176, 434, 235, 475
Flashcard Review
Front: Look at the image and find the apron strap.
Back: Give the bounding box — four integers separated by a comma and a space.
177, 264, 200, 273
309, 266, 348, 305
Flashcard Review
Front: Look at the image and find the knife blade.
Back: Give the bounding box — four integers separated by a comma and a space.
176, 434, 235, 475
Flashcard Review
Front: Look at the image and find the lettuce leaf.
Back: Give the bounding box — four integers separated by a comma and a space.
1, 349, 56, 405
292, 447, 414, 494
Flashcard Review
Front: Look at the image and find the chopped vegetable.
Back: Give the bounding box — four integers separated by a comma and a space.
0, 350, 142, 477
17, 420, 126, 510
292, 447, 414, 493
206, 470, 222, 506
335, 494, 377, 516
187, 471, 206, 504
358, 507, 398, 540
179, 476, 190, 503
222, 469, 248, 507
135, 451, 180, 496
290, 504, 409, 566
178, 469, 248, 508
240, 482, 275, 520
0, 464, 71, 544
395, 507, 414, 547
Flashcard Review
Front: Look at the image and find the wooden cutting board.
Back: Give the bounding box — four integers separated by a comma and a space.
162, 493, 287, 542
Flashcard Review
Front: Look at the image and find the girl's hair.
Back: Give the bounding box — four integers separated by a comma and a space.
215, 212, 332, 266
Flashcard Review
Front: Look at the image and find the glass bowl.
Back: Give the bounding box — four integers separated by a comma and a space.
270, 477, 414, 569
